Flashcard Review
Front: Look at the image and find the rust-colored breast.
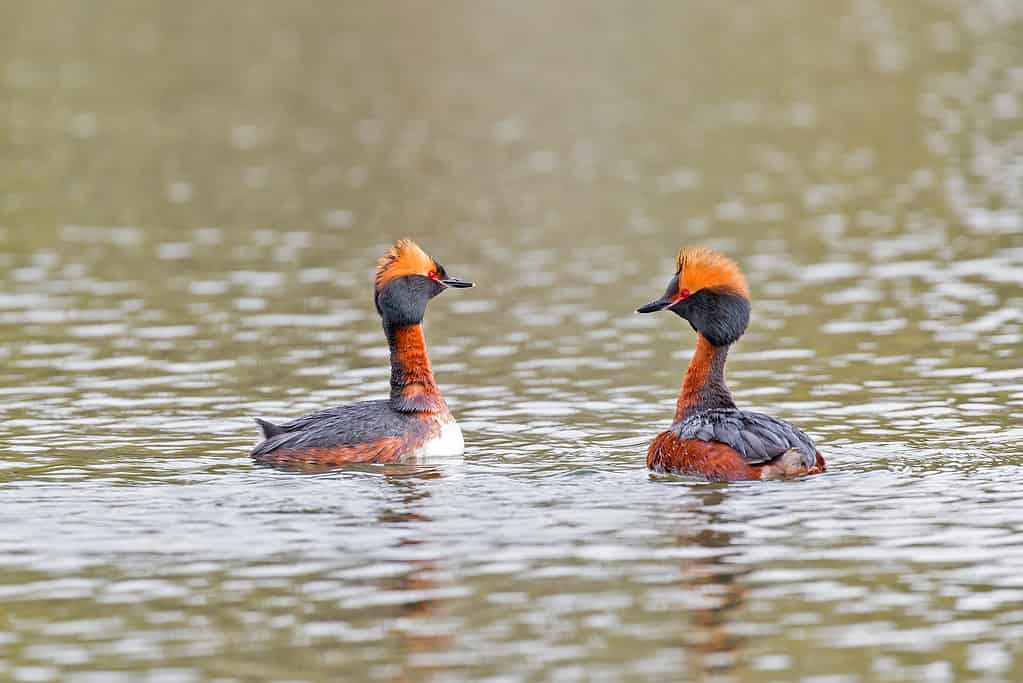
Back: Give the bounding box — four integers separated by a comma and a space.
260, 436, 407, 467
648, 432, 762, 481
252, 411, 445, 470
648, 433, 826, 482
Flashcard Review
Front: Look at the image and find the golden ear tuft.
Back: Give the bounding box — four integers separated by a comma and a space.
675, 246, 690, 273
375, 239, 435, 290
676, 245, 749, 297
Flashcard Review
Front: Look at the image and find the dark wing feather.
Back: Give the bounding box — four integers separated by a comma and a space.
251, 400, 416, 458
673, 409, 817, 466
254, 418, 285, 438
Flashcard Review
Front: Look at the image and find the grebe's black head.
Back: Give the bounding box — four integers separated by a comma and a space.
374, 239, 474, 326
637, 245, 750, 347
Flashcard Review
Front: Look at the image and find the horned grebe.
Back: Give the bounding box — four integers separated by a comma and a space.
637, 246, 826, 481
251, 239, 473, 466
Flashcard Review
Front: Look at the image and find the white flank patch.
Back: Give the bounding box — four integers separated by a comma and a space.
415, 420, 464, 459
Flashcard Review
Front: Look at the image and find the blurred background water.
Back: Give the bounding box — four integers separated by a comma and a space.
1, 1, 1022, 681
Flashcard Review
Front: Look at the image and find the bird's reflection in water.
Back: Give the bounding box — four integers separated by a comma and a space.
252, 458, 449, 477
256, 458, 457, 680
673, 487, 751, 681
372, 475, 455, 683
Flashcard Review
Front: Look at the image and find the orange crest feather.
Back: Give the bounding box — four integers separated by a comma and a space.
676, 246, 749, 297
375, 239, 436, 290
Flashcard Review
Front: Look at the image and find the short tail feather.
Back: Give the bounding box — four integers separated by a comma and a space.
255, 418, 285, 439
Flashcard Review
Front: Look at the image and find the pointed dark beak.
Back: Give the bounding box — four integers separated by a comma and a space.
441, 275, 475, 289
636, 294, 678, 313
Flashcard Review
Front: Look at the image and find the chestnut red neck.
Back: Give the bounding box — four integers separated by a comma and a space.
675, 334, 735, 422
386, 323, 447, 414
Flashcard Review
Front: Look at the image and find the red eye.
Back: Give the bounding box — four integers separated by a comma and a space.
679, 289, 691, 299
428, 270, 438, 280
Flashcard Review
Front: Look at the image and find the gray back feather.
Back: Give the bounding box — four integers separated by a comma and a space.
672, 409, 817, 466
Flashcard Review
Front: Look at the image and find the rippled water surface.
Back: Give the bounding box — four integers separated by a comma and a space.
2, 1, 1022, 681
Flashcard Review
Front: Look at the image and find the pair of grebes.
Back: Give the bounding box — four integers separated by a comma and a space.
252, 239, 826, 481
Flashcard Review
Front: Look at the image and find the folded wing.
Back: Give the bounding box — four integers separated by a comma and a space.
672, 409, 817, 467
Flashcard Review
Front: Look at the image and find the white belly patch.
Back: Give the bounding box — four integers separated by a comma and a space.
415, 420, 464, 459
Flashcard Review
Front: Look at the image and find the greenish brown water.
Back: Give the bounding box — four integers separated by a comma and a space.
2, 1, 1022, 681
